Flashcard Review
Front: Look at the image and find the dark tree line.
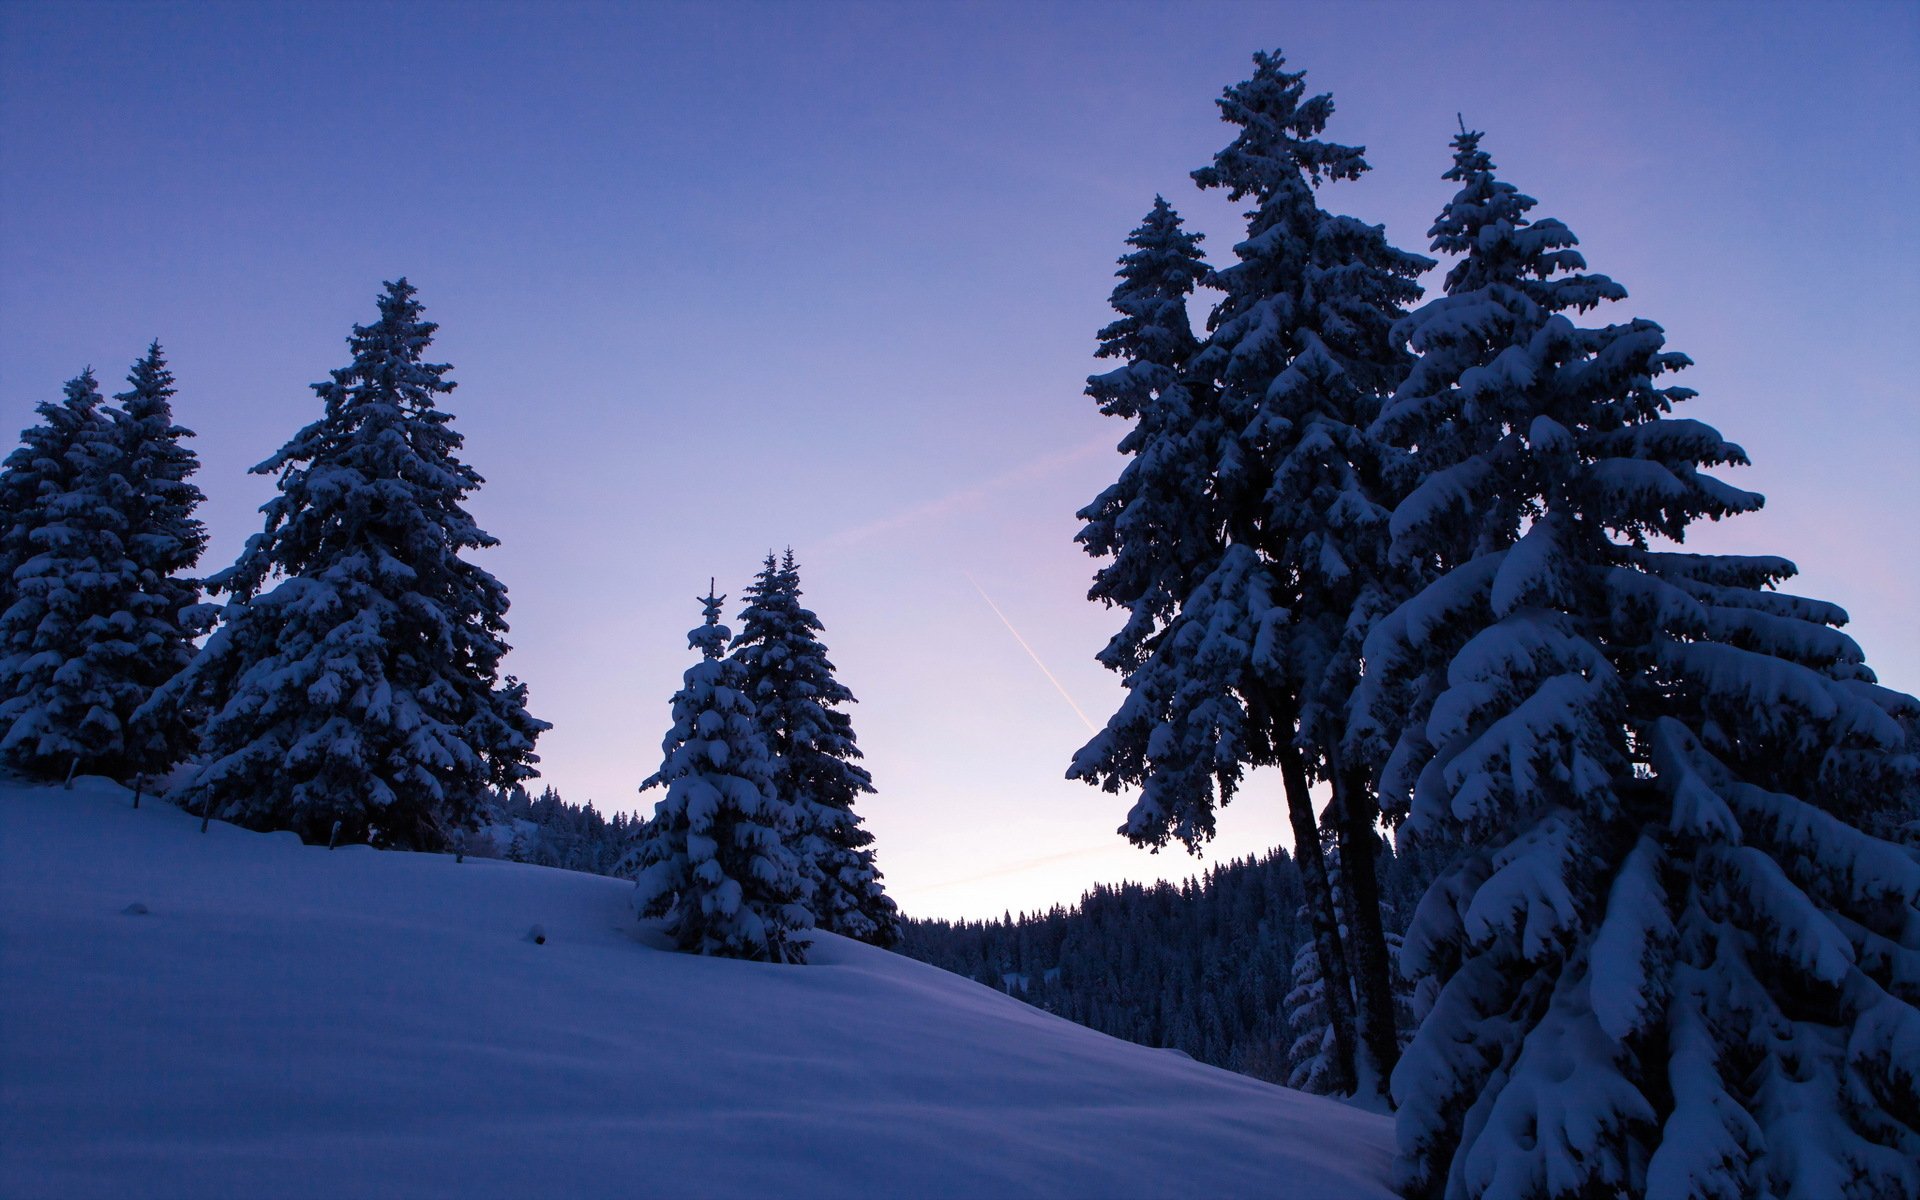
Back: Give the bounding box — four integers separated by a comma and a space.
467, 784, 645, 877
900, 835, 1446, 1085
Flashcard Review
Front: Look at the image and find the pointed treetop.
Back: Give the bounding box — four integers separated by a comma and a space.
1192, 49, 1367, 201
119, 341, 175, 409
64, 368, 103, 411
1093, 197, 1208, 378
114, 342, 199, 450
312, 277, 454, 419
691, 582, 729, 659
1428, 128, 1624, 309
1128, 194, 1203, 256
371, 277, 431, 339
1188, 49, 1431, 403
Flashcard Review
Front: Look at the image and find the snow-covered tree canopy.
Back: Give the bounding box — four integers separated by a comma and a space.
732, 551, 898, 947
631, 586, 812, 964
0, 370, 134, 778
1073, 51, 1432, 853
110, 342, 211, 775
146, 279, 547, 849
1075, 196, 1217, 679
1358, 130, 1920, 1200
0, 347, 211, 782
1072, 50, 1434, 1103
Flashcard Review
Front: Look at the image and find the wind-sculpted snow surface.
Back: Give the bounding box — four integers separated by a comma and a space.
0, 780, 1395, 1200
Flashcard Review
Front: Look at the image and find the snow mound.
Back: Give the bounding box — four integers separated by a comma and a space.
0, 780, 1393, 1199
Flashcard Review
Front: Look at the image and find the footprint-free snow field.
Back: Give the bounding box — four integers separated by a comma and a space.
0, 780, 1393, 1199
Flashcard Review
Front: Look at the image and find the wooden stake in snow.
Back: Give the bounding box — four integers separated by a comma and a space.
131, 774, 144, 810
328, 820, 343, 850
64, 756, 80, 790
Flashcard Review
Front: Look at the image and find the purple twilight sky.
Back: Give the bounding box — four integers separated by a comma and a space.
3, 1, 1915, 918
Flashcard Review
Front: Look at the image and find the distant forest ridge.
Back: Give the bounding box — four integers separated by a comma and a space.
898, 835, 1445, 1086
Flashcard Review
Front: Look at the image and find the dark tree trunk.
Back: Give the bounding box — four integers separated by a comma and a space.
1334, 762, 1400, 1101
1276, 740, 1358, 1094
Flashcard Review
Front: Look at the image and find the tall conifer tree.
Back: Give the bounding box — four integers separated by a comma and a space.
1073, 51, 1429, 1097
0, 373, 109, 659
0, 370, 137, 778
732, 551, 899, 946
1189, 50, 1431, 1098
631, 586, 812, 963
1357, 131, 1920, 1199
1069, 196, 1247, 875
146, 280, 546, 848
1072, 196, 1216, 678
110, 342, 210, 775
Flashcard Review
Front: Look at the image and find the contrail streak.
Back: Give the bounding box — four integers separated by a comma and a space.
817, 435, 1112, 551
919, 842, 1121, 892
963, 570, 1100, 735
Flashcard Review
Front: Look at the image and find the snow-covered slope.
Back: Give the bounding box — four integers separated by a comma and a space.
0, 780, 1394, 1199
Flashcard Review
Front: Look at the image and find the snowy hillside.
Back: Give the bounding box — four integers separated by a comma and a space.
0, 780, 1393, 1200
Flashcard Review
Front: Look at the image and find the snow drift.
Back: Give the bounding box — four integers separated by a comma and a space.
0, 780, 1393, 1199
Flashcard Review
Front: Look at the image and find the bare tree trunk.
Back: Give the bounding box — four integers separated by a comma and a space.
1277, 741, 1358, 1094
1334, 762, 1400, 1102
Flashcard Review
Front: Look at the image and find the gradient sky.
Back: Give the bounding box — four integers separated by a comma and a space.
3, 1, 1915, 919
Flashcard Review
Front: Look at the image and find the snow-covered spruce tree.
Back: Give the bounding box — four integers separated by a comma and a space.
1073, 196, 1217, 679
0, 372, 109, 676
1287, 918, 1341, 1093
1066, 196, 1228, 862
1192, 49, 1434, 1099
1074, 50, 1429, 1098
631, 587, 812, 964
731, 551, 899, 946
0, 369, 142, 779
109, 342, 210, 776
143, 280, 547, 848
1354, 130, 1920, 1199
1064, 201, 1333, 1058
